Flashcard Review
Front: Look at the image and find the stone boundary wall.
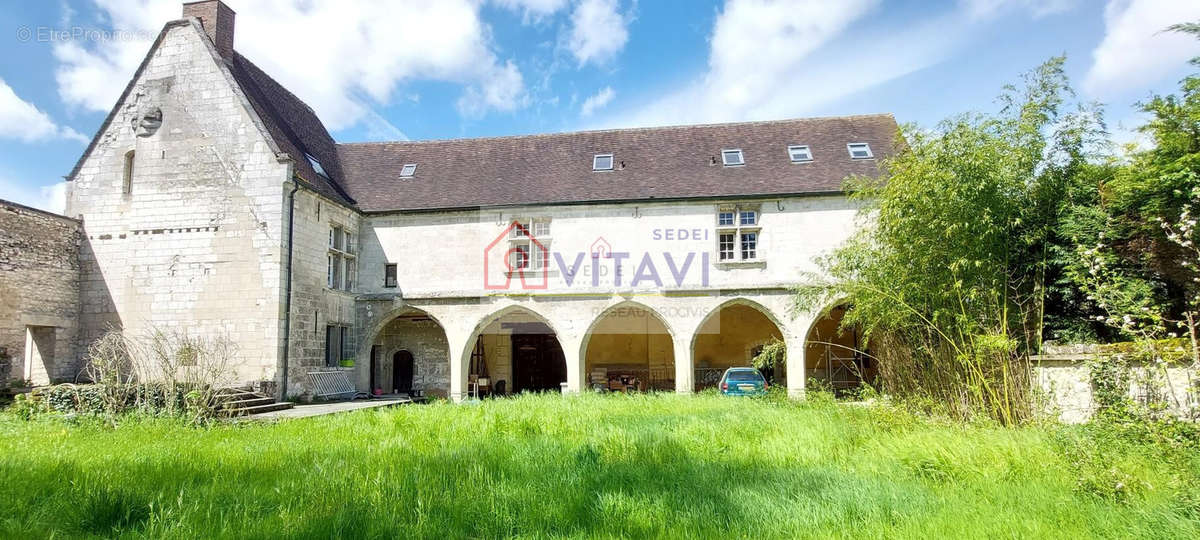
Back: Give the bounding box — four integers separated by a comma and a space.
0, 199, 81, 386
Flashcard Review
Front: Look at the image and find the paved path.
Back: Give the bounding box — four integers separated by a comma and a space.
245, 397, 414, 421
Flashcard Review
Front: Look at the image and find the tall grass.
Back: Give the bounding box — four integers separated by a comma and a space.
2, 392, 1198, 538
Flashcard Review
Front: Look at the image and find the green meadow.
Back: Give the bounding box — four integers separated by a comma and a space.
2, 392, 1198, 538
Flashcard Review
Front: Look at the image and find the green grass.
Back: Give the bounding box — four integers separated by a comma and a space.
1, 393, 1198, 539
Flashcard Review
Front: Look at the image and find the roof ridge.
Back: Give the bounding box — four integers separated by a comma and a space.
336, 113, 897, 147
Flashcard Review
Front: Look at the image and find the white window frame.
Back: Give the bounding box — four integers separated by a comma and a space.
787, 145, 813, 162
715, 204, 762, 262
847, 143, 873, 159
592, 154, 614, 171
399, 163, 417, 178
721, 148, 745, 167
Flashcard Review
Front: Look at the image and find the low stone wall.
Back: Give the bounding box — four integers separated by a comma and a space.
0, 200, 82, 386
1035, 344, 1198, 423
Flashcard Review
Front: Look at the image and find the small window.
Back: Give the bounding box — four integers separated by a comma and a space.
306, 153, 328, 178
787, 145, 812, 162
740, 232, 758, 260
122, 150, 135, 195
384, 264, 398, 288
718, 211, 735, 226
399, 163, 417, 177
739, 210, 757, 226
533, 220, 551, 237
718, 233, 736, 261
847, 143, 873, 159
510, 245, 530, 270
721, 149, 744, 166
593, 154, 614, 171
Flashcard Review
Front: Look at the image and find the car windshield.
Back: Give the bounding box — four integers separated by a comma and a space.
726, 370, 763, 382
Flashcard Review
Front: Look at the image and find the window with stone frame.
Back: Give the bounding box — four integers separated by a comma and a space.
327, 225, 356, 291
384, 263, 398, 288
507, 218, 551, 271
715, 204, 762, 262
325, 325, 351, 367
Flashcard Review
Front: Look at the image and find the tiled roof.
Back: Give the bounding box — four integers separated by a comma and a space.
335, 114, 898, 213
227, 53, 355, 206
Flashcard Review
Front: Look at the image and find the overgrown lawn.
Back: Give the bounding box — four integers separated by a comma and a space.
2, 393, 1198, 538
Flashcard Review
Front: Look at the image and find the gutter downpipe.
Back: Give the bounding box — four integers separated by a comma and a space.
281, 181, 299, 398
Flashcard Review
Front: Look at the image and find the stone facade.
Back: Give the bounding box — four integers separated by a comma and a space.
0, 201, 81, 385
66, 19, 290, 386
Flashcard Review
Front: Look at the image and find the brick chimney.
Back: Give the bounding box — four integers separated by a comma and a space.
182, 0, 235, 59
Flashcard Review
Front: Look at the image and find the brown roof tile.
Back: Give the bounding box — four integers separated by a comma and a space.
335, 114, 898, 213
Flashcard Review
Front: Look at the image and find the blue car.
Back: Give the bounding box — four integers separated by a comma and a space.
719, 367, 768, 396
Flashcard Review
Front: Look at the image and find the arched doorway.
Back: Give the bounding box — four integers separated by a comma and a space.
392, 350, 415, 393
805, 304, 875, 396
692, 300, 786, 391
466, 306, 566, 395
581, 303, 674, 392
368, 308, 450, 398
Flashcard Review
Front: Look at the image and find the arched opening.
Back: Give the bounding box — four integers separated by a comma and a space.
805, 304, 875, 396
369, 308, 450, 398
581, 303, 675, 392
692, 300, 785, 391
467, 306, 565, 396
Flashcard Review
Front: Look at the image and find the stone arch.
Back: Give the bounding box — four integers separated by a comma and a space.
361, 305, 452, 397
459, 304, 567, 395
578, 300, 677, 392
802, 302, 875, 396
689, 298, 788, 390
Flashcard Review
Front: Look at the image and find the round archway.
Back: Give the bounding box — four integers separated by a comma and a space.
368, 308, 451, 398
805, 304, 875, 396
464, 306, 566, 396
580, 303, 675, 392
691, 300, 786, 390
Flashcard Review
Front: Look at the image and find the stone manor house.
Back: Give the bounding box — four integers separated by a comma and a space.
3, 0, 897, 402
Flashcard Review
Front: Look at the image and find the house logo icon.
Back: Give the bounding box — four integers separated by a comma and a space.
591, 236, 612, 259
483, 220, 549, 290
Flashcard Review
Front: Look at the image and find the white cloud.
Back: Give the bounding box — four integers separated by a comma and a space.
0, 173, 68, 215
958, 0, 1077, 20
0, 78, 87, 144
579, 86, 615, 116
492, 0, 569, 21
567, 0, 630, 67
53, 0, 530, 131
1084, 0, 1200, 98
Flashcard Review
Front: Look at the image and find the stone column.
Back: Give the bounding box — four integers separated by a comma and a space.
674, 338, 694, 394
561, 335, 584, 394
785, 327, 808, 399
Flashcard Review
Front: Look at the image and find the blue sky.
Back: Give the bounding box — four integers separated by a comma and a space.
1, 0, 1198, 212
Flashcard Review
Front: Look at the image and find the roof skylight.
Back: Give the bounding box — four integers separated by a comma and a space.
847, 143, 873, 159
305, 153, 328, 178
787, 145, 813, 162
722, 149, 744, 166
593, 154, 614, 171
399, 163, 417, 178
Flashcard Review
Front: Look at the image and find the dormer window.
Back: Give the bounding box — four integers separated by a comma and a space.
721, 149, 744, 166
399, 163, 417, 178
593, 154, 614, 171
787, 145, 812, 162
847, 143, 873, 159
305, 153, 328, 178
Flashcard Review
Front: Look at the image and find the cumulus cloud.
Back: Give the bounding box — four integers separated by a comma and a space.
0, 78, 87, 143
957, 0, 1078, 20
53, 0, 530, 132
579, 86, 615, 116
1083, 0, 1200, 98
0, 173, 68, 215
492, 0, 570, 21
567, 0, 630, 67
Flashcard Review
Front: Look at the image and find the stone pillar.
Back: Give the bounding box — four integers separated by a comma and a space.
785, 328, 808, 399
561, 335, 584, 394
674, 338, 694, 394
446, 329, 471, 402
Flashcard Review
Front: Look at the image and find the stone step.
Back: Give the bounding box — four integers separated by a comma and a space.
220, 397, 275, 409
